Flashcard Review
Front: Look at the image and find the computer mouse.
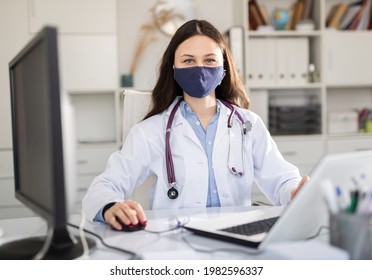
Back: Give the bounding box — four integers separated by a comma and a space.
111, 220, 147, 232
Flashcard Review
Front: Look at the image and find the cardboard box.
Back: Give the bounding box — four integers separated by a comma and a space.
328, 111, 358, 134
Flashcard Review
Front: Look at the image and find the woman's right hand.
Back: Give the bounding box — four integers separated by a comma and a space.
103, 199, 147, 230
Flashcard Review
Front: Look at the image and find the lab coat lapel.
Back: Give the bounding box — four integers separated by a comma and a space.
214, 102, 230, 146
175, 111, 204, 151
166, 102, 204, 152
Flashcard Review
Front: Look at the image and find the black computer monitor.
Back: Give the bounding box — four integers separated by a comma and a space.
0, 26, 95, 259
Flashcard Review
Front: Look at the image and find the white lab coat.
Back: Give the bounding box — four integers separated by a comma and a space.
82, 98, 301, 222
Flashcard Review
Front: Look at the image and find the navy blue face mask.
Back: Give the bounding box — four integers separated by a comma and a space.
173, 66, 225, 98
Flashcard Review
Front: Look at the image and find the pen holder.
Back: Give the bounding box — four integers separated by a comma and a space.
329, 213, 372, 259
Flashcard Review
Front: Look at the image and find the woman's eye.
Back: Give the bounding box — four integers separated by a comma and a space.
183, 59, 194, 64
206, 59, 216, 64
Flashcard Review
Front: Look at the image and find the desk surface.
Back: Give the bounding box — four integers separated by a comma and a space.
0, 206, 341, 260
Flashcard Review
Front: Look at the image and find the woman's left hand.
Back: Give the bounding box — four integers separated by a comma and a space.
291, 175, 310, 200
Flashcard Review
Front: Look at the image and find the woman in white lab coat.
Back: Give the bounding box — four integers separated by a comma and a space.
82, 20, 308, 230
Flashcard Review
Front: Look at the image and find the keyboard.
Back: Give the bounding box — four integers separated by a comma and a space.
219, 216, 279, 237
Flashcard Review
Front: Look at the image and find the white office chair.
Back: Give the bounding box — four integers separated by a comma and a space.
122, 89, 153, 210
122, 89, 152, 140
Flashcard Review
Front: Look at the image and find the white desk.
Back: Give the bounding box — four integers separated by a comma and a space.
0, 206, 343, 260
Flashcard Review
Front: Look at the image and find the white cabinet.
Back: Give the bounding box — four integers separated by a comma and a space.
327, 136, 372, 154
252, 137, 325, 205
68, 89, 122, 213
71, 146, 119, 213
275, 138, 325, 167
76, 145, 118, 175
29, 1, 120, 214
28, 0, 116, 34
70, 90, 120, 144
29, 1, 119, 91
0, 0, 120, 219
275, 137, 325, 177
325, 33, 372, 86
74, 174, 98, 209
59, 36, 118, 90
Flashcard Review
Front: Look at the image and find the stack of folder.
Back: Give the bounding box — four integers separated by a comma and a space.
248, 37, 309, 87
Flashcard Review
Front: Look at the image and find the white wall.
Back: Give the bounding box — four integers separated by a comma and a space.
0, 0, 31, 149
117, 0, 235, 90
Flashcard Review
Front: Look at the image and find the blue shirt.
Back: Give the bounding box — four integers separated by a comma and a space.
180, 101, 221, 207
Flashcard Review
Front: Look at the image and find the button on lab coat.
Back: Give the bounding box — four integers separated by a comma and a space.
82, 99, 301, 222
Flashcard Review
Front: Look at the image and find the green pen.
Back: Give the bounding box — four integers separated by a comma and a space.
347, 190, 359, 213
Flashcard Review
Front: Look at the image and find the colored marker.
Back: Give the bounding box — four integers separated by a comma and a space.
335, 185, 350, 210
347, 190, 359, 213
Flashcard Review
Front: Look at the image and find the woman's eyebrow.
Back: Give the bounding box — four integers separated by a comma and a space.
204, 53, 218, 57
180, 54, 194, 57
180, 53, 218, 58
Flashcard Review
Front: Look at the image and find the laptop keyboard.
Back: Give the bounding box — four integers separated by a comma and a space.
219, 216, 279, 237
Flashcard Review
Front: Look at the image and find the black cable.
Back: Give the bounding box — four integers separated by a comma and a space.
179, 215, 264, 256
305, 225, 330, 240
143, 215, 190, 234
67, 222, 140, 260
181, 234, 264, 256
143, 227, 182, 234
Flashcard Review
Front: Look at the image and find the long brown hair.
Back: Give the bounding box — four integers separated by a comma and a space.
144, 19, 249, 120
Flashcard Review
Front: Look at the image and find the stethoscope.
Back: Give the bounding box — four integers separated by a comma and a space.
165, 98, 252, 199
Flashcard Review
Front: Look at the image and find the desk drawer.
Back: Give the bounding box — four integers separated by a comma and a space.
275, 139, 325, 165
77, 174, 96, 190
72, 189, 87, 213
77, 146, 117, 174
327, 137, 372, 154
75, 175, 96, 201
71, 175, 99, 214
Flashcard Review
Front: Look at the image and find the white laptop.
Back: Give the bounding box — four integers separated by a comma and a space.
184, 150, 372, 249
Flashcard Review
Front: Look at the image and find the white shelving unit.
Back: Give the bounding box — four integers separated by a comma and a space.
323, 0, 372, 153
70, 89, 123, 212
239, 0, 372, 152
234, 0, 372, 203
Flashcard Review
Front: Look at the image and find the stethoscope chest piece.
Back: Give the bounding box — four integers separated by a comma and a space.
167, 187, 179, 199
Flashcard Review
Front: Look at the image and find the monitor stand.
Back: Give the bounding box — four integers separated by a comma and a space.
0, 226, 96, 260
